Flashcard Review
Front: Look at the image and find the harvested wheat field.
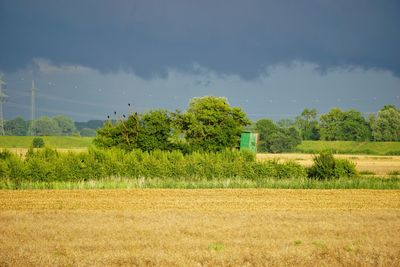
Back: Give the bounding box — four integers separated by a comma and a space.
257, 153, 400, 176
1, 190, 400, 266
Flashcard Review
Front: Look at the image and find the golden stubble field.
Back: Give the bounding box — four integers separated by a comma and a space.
257, 153, 400, 176
0, 189, 399, 266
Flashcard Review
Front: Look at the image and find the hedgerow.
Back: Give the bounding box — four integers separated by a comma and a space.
0, 147, 307, 181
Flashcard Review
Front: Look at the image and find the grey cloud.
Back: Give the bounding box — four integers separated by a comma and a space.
0, 0, 399, 78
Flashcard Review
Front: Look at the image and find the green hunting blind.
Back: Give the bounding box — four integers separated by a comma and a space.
240, 131, 258, 153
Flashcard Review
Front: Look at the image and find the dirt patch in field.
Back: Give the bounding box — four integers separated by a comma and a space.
0, 189, 399, 266
257, 153, 400, 176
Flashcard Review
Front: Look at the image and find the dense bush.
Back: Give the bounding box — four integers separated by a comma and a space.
307, 152, 357, 179
255, 119, 301, 153
0, 147, 306, 181
32, 137, 45, 148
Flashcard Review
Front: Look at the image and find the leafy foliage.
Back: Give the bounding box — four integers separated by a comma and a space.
255, 119, 301, 153
32, 137, 45, 148
93, 113, 140, 151
0, 148, 306, 181
295, 108, 320, 140
319, 108, 371, 141
370, 105, 400, 141
137, 110, 173, 151
5, 117, 29, 136
307, 152, 357, 179
53, 115, 78, 136
29, 116, 62, 136
173, 96, 251, 152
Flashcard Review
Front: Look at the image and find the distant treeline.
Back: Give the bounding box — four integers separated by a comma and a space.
3, 97, 400, 153
255, 105, 400, 152
4, 116, 103, 137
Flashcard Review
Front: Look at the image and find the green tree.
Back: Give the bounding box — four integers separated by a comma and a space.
295, 108, 320, 140
29, 116, 61, 136
255, 119, 301, 153
174, 96, 251, 152
255, 119, 278, 152
53, 115, 77, 136
137, 110, 173, 151
93, 113, 140, 150
266, 127, 301, 153
319, 108, 371, 141
5, 117, 29, 136
371, 106, 400, 141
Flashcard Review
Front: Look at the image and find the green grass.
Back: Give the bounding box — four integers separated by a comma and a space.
295, 140, 400, 155
1, 177, 399, 190
0, 136, 93, 148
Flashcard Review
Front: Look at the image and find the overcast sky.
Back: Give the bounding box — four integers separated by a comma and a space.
0, 0, 399, 121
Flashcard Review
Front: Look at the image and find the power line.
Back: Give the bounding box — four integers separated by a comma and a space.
30, 80, 36, 136
0, 74, 9, 135
6, 101, 105, 120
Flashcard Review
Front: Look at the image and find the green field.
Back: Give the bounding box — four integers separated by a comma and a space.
1, 136, 400, 156
0, 136, 93, 148
295, 140, 400, 155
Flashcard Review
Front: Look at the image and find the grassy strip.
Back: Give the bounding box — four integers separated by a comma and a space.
0, 136, 93, 148
1, 177, 399, 190
295, 140, 400, 155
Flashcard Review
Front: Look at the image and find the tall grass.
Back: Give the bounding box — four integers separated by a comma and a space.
0, 177, 398, 190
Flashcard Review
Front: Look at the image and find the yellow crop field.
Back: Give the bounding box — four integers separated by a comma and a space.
1, 189, 399, 266
257, 153, 400, 176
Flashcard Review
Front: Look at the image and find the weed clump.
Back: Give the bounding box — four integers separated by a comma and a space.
32, 137, 45, 148
307, 152, 357, 179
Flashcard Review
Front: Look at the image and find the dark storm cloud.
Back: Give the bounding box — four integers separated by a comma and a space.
1, 0, 399, 78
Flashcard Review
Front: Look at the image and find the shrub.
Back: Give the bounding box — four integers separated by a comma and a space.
307, 152, 357, 179
32, 137, 45, 148
334, 158, 357, 178
0, 148, 308, 181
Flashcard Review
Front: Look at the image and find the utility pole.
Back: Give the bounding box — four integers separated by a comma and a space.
0, 74, 8, 136
30, 80, 36, 136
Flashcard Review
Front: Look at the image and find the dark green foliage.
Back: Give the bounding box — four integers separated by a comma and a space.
32, 137, 45, 148
5, 117, 29, 136
255, 119, 301, 153
0, 148, 307, 182
371, 106, 400, 141
137, 110, 173, 151
174, 96, 251, 152
307, 152, 357, 179
93, 96, 249, 152
93, 113, 140, 151
53, 115, 77, 136
319, 108, 371, 141
29, 116, 62, 136
295, 108, 320, 140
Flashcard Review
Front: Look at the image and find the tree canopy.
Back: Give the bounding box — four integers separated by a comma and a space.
371, 106, 400, 141
5, 117, 29, 136
29, 116, 62, 136
255, 119, 301, 153
319, 108, 371, 141
174, 96, 251, 152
